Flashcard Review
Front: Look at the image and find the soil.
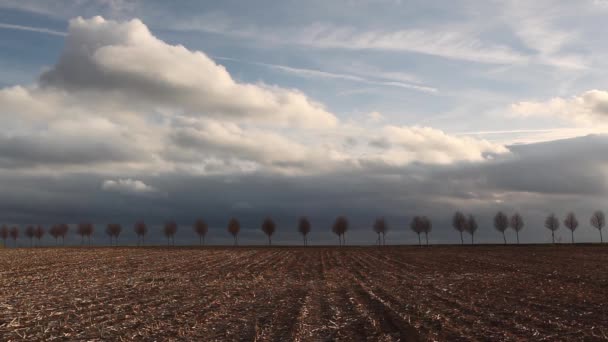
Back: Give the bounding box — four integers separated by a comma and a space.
1, 245, 607, 341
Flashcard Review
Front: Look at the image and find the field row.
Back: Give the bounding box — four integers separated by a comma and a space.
1, 246, 608, 340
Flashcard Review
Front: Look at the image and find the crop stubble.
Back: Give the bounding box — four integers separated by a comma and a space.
1, 246, 608, 341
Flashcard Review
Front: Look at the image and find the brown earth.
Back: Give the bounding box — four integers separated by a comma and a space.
1, 245, 608, 341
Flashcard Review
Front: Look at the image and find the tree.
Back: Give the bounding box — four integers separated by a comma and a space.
421, 216, 432, 246
49, 225, 58, 244
510, 213, 524, 244
298, 217, 311, 246
564, 212, 579, 244
25, 226, 35, 247
77, 223, 94, 245
0, 225, 9, 247
544, 214, 560, 244
9, 227, 19, 247
163, 221, 178, 246
494, 211, 509, 245
227, 218, 240, 246
452, 211, 466, 245
332, 216, 349, 246
106, 224, 122, 246
193, 219, 208, 246
373, 217, 388, 246
134, 221, 148, 246
590, 210, 605, 243
465, 214, 478, 245
50, 224, 68, 245
410, 216, 423, 246
34, 226, 45, 246
58, 224, 68, 245
261, 217, 276, 245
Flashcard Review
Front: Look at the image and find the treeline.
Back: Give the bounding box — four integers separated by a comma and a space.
0, 210, 606, 247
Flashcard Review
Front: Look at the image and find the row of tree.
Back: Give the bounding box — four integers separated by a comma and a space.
450, 211, 606, 245
1, 210, 606, 247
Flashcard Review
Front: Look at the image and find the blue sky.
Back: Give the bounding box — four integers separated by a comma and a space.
1, 0, 608, 245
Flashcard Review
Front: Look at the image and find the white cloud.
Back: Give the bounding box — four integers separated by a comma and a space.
214, 56, 437, 93
101, 178, 158, 194
511, 90, 608, 126
0, 16, 510, 178
368, 125, 509, 165
0, 22, 66, 36
40, 16, 338, 128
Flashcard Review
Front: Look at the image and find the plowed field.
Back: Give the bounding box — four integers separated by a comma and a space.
1, 246, 607, 341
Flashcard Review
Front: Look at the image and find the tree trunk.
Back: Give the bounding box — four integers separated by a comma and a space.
600, 230, 603, 243
502, 232, 506, 245
516, 231, 520, 244
460, 231, 463, 245
551, 231, 555, 244
571, 231, 574, 244
471, 234, 474, 245
268, 235, 271, 246
417, 233, 421, 246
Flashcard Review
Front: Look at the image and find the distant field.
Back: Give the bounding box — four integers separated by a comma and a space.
1, 246, 608, 341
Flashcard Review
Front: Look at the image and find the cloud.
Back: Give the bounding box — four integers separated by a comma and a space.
101, 178, 158, 194
0, 22, 67, 36
0, 16, 506, 176
511, 90, 608, 126
39, 16, 338, 128
368, 125, 509, 165
213, 56, 438, 93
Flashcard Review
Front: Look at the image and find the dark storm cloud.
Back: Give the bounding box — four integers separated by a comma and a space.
0, 134, 141, 167
1, 135, 607, 245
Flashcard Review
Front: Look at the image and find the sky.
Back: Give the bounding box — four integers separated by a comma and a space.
1, 0, 608, 246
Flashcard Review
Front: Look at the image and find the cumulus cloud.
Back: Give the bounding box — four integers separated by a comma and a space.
511, 90, 608, 126
101, 178, 158, 194
0, 16, 509, 176
39, 16, 338, 128
366, 126, 509, 166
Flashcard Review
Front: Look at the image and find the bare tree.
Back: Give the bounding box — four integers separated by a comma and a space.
564, 212, 579, 244
25, 226, 35, 247
49, 225, 59, 245
9, 227, 19, 247
373, 217, 388, 246
421, 216, 432, 246
77, 223, 94, 245
410, 216, 423, 246
163, 221, 178, 246
452, 211, 466, 245
332, 216, 349, 246
510, 213, 524, 244
227, 218, 240, 246
58, 224, 68, 245
494, 211, 509, 245
590, 210, 605, 243
544, 214, 560, 244
466, 214, 478, 245
193, 219, 208, 246
298, 217, 311, 246
49, 224, 68, 245
34, 226, 45, 246
106, 224, 122, 246
134, 221, 148, 246
261, 217, 276, 245
105, 224, 114, 245
0, 225, 9, 247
